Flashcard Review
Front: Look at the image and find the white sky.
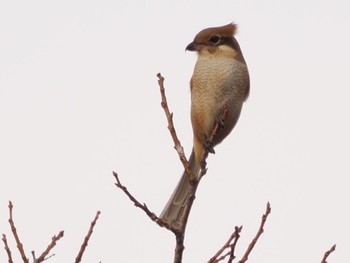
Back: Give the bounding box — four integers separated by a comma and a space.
1, 0, 349, 262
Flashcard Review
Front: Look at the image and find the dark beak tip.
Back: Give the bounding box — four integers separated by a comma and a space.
185, 42, 196, 52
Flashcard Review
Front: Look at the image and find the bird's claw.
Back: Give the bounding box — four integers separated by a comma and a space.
204, 136, 215, 154
216, 115, 225, 129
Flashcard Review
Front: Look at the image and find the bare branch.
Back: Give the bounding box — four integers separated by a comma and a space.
321, 244, 336, 263
35, 231, 64, 263
157, 73, 195, 182
8, 201, 29, 263
75, 211, 101, 263
113, 171, 180, 233
238, 202, 271, 263
114, 165, 188, 263
114, 170, 187, 263
157, 73, 202, 263
116, 73, 241, 263
156, 73, 231, 263
208, 226, 242, 263
2, 234, 14, 263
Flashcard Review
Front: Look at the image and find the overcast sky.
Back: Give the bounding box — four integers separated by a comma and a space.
1, 0, 349, 262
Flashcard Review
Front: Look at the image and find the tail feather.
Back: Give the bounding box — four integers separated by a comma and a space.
160, 150, 200, 228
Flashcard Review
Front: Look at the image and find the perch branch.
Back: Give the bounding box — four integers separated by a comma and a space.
157, 73, 228, 180
321, 244, 336, 263
157, 72, 191, 263
8, 201, 29, 263
114, 73, 233, 263
157, 73, 195, 182
34, 231, 64, 263
2, 234, 14, 263
238, 202, 271, 263
75, 211, 101, 263
156, 73, 230, 263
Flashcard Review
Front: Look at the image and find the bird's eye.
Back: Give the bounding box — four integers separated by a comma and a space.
209, 35, 221, 45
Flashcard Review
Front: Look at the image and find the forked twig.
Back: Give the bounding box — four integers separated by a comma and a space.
115, 73, 243, 263
114, 170, 188, 263
7, 201, 64, 263
114, 73, 202, 263
34, 231, 64, 263
208, 226, 242, 263
227, 226, 241, 263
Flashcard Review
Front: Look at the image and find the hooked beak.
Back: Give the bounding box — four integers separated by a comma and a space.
185, 41, 197, 51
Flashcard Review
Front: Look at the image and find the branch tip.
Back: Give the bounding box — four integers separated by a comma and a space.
75, 211, 101, 263
321, 244, 336, 263
8, 201, 29, 263
2, 234, 14, 263
238, 203, 271, 263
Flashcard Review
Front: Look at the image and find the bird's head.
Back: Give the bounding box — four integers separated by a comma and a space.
186, 23, 243, 59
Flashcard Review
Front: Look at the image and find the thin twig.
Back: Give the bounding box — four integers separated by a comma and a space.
113, 172, 179, 233
157, 73, 195, 182
208, 226, 242, 263
35, 231, 64, 263
228, 226, 241, 263
238, 202, 271, 263
114, 139, 189, 263
321, 244, 336, 263
113, 152, 187, 263
2, 234, 14, 263
32, 251, 56, 262
75, 211, 101, 263
113, 170, 185, 263
8, 201, 29, 263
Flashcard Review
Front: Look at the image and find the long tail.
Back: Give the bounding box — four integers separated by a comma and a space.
160, 150, 200, 228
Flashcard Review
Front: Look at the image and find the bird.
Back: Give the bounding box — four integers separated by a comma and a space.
160, 23, 250, 229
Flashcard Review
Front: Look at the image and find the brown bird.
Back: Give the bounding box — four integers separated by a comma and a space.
160, 23, 250, 228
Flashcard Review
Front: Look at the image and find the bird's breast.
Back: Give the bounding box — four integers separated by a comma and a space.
191, 54, 248, 111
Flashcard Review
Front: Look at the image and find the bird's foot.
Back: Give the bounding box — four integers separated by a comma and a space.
216, 115, 225, 129
204, 136, 215, 154
200, 159, 207, 168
